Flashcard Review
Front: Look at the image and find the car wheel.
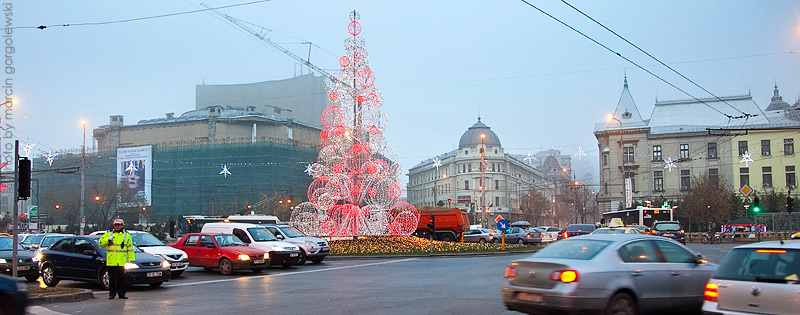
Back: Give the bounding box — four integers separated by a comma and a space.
310, 257, 325, 264
517, 239, 524, 245
25, 274, 39, 282
218, 258, 233, 275
441, 233, 455, 242
41, 264, 59, 287
100, 269, 111, 291
296, 251, 307, 265
149, 282, 163, 287
605, 292, 636, 315
171, 270, 184, 277
252, 268, 263, 273
492, 238, 500, 244
478, 238, 486, 244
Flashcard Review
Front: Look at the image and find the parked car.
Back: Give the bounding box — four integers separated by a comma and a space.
0, 274, 27, 315
0, 237, 38, 282
462, 229, 495, 244
201, 223, 301, 268
492, 227, 542, 245
91, 230, 190, 277
557, 224, 596, 240
702, 240, 800, 314
39, 236, 171, 290
650, 220, 686, 244
592, 227, 641, 234
503, 234, 717, 314
262, 224, 329, 265
171, 233, 269, 275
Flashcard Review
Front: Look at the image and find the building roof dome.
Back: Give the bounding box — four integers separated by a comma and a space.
458, 117, 501, 149
766, 84, 791, 111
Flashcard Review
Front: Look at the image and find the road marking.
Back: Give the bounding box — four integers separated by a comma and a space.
163, 258, 419, 288
27, 306, 71, 315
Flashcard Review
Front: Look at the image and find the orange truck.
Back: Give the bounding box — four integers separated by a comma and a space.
414, 207, 470, 242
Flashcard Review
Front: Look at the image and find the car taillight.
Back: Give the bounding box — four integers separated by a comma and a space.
564, 232, 570, 238
505, 266, 517, 278
704, 282, 718, 302
680, 229, 685, 234
549, 270, 578, 283
489, 233, 494, 237
525, 233, 532, 238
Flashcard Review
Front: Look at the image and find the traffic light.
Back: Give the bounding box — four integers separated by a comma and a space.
17, 157, 31, 200
427, 214, 435, 231
788, 196, 795, 214
752, 196, 761, 213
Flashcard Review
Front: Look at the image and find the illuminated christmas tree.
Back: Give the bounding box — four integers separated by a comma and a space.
290, 11, 419, 236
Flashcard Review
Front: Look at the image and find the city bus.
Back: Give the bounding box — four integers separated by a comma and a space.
601, 206, 674, 228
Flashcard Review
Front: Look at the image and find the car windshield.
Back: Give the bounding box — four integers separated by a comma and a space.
654, 223, 681, 231
633, 226, 647, 231
131, 233, 165, 247
593, 228, 625, 234
714, 248, 800, 283
279, 226, 305, 238
566, 225, 595, 232
214, 234, 246, 247
21, 234, 44, 245
41, 235, 67, 248
531, 239, 611, 260
0, 238, 26, 251
248, 228, 278, 241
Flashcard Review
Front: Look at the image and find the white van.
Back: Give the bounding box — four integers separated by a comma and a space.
201, 223, 301, 268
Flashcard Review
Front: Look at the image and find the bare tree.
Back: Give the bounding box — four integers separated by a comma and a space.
680, 173, 732, 232
519, 191, 549, 227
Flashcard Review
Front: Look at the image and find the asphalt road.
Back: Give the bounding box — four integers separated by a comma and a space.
25, 242, 747, 315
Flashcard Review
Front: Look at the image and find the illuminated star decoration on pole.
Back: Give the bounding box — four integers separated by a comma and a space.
432, 156, 442, 169
524, 150, 535, 164
43, 151, 58, 166
21, 143, 35, 157
219, 164, 232, 178
304, 163, 314, 176
663, 157, 676, 172
740, 151, 754, 167
124, 161, 139, 175
573, 145, 587, 160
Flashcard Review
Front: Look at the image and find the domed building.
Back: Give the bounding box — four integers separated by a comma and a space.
406, 118, 553, 226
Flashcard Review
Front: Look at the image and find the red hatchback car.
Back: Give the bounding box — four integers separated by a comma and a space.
171, 233, 270, 275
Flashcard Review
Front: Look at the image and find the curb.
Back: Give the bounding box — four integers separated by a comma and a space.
27, 289, 95, 305
326, 249, 538, 260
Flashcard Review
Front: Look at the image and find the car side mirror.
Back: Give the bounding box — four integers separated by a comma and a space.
695, 254, 707, 264
83, 250, 97, 256
275, 234, 284, 240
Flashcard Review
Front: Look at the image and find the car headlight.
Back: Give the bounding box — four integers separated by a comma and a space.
180, 252, 188, 260
272, 246, 285, 251
161, 260, 171, 268
305, 241, 316, 248
33, 253, 42, 262
0, 258, 6, 263
238, 254, 250, 261
263, 253, 269, 259
124, 262, 139, 270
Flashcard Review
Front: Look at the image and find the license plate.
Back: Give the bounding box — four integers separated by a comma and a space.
290, 253, 299, 257
172, 263, 185, 268
320, 248, 330, 252
17, 265, 30, 271
146, 272, 162, 277
516, 292, 542, 303
254, 259, 265, 264
664, 233, 674, 237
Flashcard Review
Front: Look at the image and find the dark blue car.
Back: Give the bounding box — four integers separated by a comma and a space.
0, 274, 27, 315
39, 236, 171, 290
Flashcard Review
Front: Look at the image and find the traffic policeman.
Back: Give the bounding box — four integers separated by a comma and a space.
99, 218, 135, 299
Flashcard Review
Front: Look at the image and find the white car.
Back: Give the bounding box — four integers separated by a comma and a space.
262, 224, 329, 265
702, 240, 800, 314
90, 230, 189, 277
533, 227, 561, 243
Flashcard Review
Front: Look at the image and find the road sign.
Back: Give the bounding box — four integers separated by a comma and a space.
29, 205, 38, 217
494, 214, 505, 223
496, 219, 509, 232
739, 184, 753, 198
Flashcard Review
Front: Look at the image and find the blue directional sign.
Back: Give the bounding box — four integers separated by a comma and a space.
496, 219, 509, 232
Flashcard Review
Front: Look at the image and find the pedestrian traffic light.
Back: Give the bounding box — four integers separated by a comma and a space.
752, 196, 761, 213
788, 196, 795, 214
427, 214, 435, 231
17, 157, 31, 200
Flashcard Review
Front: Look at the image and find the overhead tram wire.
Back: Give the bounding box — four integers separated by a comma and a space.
560, 0, 753, 120
18, 0, 273, 30
519, 0, 736, 122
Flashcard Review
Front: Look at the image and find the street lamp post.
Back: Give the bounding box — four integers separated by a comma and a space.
480, 133, 487, 228
609, 115, 626, 208
80, 121, 86, 235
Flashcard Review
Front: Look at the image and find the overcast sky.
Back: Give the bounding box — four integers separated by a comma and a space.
10, 1, 800, 187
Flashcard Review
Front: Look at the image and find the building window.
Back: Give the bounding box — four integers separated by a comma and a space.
653, 171, 664, 191
604, 183, 608, 194
787, 166, 796, 188
626, 172, 636, 192
468, 163, 472, 172
495, 197, 499, 207
494, 180, 499, 190
464, 181, 469, 190
492, 163, 496, 172
707, 142, 717, 159
680, 170, 690, 190
623, 146, 635, 162
738, 141, 748, 156
709, 168, 719, 185
740, 167, 749, 186
679, 144, 689, 160
762, 167, 772, 188
652, 145, 662, 161
603, 153, 608, 166
785, 139, 795, 155
761, 140, 771, 156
